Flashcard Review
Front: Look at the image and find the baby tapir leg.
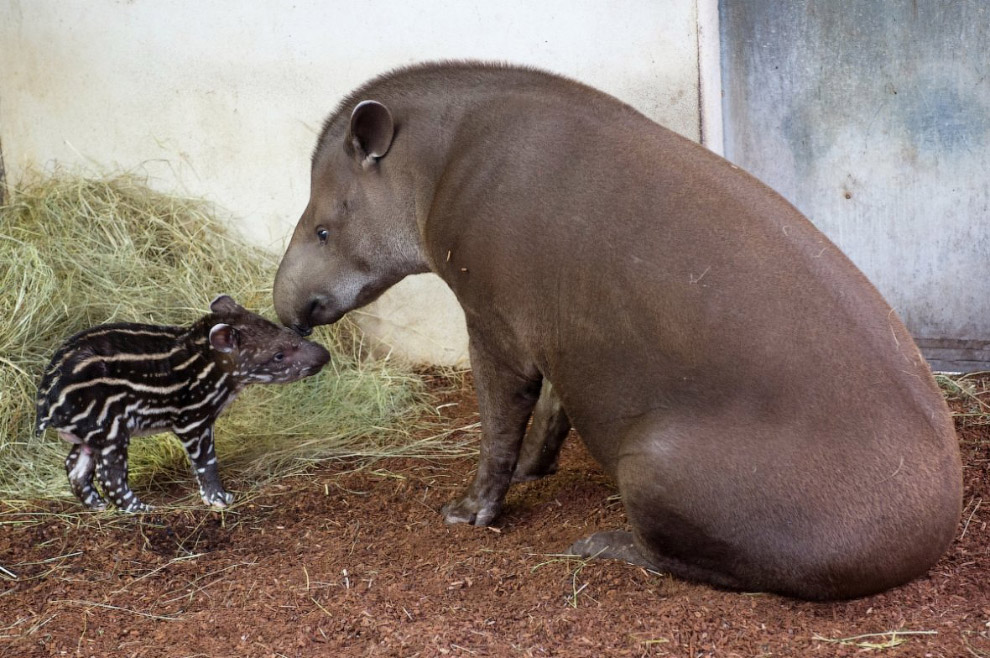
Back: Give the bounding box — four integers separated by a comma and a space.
64, 440, 107, 510
176, 425, 233, 508
96, 439, 151, 513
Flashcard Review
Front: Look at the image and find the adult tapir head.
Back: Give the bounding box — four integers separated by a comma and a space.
274, 99, 431, 334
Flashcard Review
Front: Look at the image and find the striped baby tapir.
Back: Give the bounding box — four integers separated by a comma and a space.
35, 295, 331, 512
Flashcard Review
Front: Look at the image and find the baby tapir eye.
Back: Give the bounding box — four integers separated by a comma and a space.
273, 352, 285, 362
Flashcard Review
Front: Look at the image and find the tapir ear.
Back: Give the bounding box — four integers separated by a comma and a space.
209, 323, 238, 353
210, 294, 243, 315
348, 100, 394, 169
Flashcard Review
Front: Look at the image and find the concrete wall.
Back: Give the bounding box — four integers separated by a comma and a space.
0, 0, 703, 366
720, 1, 990, 371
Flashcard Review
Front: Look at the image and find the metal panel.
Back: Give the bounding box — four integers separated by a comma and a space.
720, 1, 990, 372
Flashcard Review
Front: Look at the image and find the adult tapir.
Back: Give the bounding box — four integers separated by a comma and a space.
273, 62, 962, 600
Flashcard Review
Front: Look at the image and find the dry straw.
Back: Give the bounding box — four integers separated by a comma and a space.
0, 175, 451, 503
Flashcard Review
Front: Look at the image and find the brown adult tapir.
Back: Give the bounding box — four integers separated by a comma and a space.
273, 62, 962, 600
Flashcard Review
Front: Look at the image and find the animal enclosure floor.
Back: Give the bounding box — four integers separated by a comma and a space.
2, 374, 989, 657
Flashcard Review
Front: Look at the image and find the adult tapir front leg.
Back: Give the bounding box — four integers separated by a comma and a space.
176, 424, 234, 508
512, 379, 571, 483
441, 338, 541, 526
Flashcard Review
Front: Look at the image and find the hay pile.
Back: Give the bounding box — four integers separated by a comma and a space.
937, 373, 990, 430
0, 175, 440, 502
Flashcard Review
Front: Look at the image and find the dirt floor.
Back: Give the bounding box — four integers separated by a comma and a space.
1, 373, 988, 657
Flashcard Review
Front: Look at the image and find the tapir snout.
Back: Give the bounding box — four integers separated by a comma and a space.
274, 105, 430, 334
273, 223, 379, 334
273, 215, 352, 334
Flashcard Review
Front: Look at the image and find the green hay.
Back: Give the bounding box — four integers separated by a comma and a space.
0, 174, 450, 503
936, 372, 990, 432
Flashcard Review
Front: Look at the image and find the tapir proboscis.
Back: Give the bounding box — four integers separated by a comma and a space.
273, 62, 962, 600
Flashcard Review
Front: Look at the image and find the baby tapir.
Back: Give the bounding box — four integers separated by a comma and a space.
35, 295, 331, 512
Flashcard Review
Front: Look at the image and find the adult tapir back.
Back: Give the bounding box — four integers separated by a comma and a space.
274, 62, 962, 600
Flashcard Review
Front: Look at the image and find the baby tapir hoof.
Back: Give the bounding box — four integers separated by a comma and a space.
201, 489, 235, 508
121, 499, 154, 514
80, 490, 108, 512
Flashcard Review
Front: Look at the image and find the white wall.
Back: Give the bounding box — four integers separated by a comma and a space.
719, 1, 990, 371
0, 0, 702, 365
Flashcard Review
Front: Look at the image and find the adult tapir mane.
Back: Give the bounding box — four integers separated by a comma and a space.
275, 61, 963, 601
312, 61, 632, 156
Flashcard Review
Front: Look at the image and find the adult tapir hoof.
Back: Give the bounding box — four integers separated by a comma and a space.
568, 530, 654, 568
510, 459, 559, 483
570, 530, 751, 593
441, 495, 501, 526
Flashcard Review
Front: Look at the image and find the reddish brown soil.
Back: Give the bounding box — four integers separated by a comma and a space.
2, 373, 989, 657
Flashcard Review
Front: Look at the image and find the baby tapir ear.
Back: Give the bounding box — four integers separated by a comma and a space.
348, 100, 394, 170
209, 323, 238, 353
210, 294, 243, 315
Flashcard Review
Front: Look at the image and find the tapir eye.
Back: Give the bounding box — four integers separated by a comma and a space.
316, 227, 329, 244
273, 352, 285, 362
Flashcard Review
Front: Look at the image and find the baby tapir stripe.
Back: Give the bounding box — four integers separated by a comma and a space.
35, 295, 331, 512
71, 344, 184, 374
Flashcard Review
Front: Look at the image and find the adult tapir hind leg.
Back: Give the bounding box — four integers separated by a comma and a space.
512, 380, 571, 483
564, 414, 923, 601
568, 530, 749, 591
567, 421, 752, 593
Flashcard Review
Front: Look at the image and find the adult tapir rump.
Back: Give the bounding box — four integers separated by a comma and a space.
273, 62, 962, 600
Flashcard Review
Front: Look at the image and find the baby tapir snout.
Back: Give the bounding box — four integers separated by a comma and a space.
209, 294, 331, 384
283, 335, 331, 378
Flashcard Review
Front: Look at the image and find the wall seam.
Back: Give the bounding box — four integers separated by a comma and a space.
696, 0, 724, 155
